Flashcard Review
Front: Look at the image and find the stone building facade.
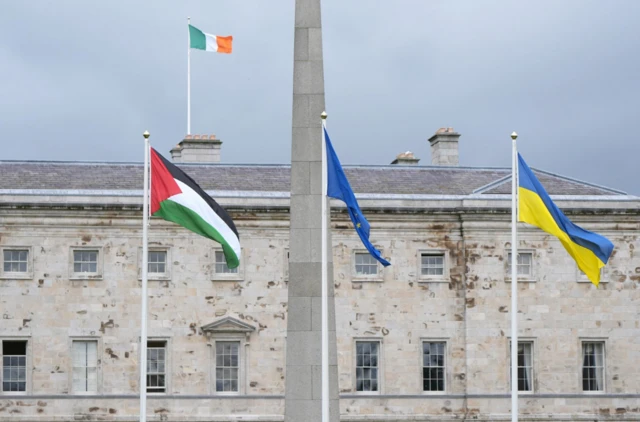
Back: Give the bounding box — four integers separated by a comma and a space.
0, 133, 639, 421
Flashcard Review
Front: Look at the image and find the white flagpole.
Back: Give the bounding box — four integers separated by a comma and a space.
510, 131, 519, 422
187, 17, 191, 135
140, 130, 151, 422
320, 111, 329, 422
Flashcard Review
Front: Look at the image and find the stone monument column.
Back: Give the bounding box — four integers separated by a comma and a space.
285, 0, 339, 420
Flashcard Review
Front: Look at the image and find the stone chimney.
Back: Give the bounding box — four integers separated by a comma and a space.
428, 127, 460, 166
391, 151, 420, 165
170, 134, 222, 163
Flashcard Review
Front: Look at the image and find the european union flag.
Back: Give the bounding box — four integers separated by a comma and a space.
324, 128, 391, 267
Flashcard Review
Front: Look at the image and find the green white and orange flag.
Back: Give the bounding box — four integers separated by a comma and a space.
150, 148, 240, 268
189, 24, 232, 54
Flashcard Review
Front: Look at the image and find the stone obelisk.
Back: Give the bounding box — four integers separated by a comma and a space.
285, 0, 339, 420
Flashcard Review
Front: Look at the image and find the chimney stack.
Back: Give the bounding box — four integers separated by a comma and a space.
391, 151, 420, 166
428, 128, 460, 166
170, 134, 222, 163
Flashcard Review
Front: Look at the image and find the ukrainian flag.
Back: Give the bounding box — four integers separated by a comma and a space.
517, 153, 614, 286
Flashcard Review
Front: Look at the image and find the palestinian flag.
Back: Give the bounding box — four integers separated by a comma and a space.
150, 148, 240, 268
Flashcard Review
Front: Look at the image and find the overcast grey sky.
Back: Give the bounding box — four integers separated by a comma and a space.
1, 1, 638, 194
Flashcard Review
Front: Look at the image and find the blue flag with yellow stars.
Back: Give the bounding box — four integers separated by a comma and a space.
324, 127, 391, 267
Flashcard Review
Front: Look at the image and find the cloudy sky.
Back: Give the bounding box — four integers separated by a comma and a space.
1, 1, 638, 194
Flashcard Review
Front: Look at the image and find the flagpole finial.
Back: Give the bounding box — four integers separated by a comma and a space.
320, 111, 327, 120
143, 130, 150, 139
511, 132, 518, 140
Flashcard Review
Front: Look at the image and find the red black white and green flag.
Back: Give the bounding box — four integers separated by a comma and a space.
150, 148, 240, 268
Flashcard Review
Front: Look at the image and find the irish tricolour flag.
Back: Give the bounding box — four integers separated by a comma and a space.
150, 148, 240, 268
189, 24, 232, 54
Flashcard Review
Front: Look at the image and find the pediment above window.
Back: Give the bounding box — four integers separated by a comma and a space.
201, 317, 256, 334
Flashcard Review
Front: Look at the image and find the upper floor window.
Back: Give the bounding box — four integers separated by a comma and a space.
355, 253, 378, 276
74, 250, 98, 273
3, 250, 28, 273
1, 248, 32, 279
215, 251, 238, 274
148, 251, 167, 275
421, 254, 444, 276
506, 251, 534, 281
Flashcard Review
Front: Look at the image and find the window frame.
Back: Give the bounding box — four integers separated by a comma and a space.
504, 249, 536, 283
69, 247, 103, 280
202, 317, 254, 395
0, 247, 33, 280
1, 337, 31, 395
138, 247, 171, 281
211, 248, 244, 281
421, 338, 448, 394
417, 250, 450, 283
69, 337, 102, 395
146, 338, 170, 395
352, 250, 383, 282
212, 339, 245, 395
353, 338, 383, 395
576, 266, 607, 283
508, 339, 535, 393
580, 338, 606, 393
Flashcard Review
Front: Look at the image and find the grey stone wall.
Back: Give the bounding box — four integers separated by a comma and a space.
0, 200, 639, 421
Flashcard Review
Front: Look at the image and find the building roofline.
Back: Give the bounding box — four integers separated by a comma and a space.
0, 189, 636, 202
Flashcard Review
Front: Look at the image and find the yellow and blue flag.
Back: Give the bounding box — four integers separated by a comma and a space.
325, 128, 390, 267
517, 153, 613, 285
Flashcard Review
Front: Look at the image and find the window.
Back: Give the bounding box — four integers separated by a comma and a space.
1, 248, 32, 279
421, 254, 444, 276
418, 251, 449, 282
215, 341, 240, 393
582, 342, 605, 392
355, 253, 378, 276
2, 341, 27, 393
212, 249, 243, 281
355, 341, 379, 392
509, 341, 533, 392
506, 251, 533, 280
147, 341, 166, 393
70, 248, 103, 280
577, 267, 606, 283
148, 251, 167, 274
74, 250, 98, 273
215, 251, 237, 274
3, 250, 28, 273
72, 341, 98, 393
422, 342, 445, 392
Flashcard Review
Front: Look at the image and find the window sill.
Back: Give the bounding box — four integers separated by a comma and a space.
577, 279, 608, 283
70, 274, 103, 281
418, 279, 449, 283
504, 278, 537, 283
352, 391, 381, 396
352, 277, 384, 283
211, 277, 244, 282
422, 390, 447, 395
214, 391, 241, 396
138, 275, 172, 281
0, 273, 33, 280
0, 391, 28, 396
